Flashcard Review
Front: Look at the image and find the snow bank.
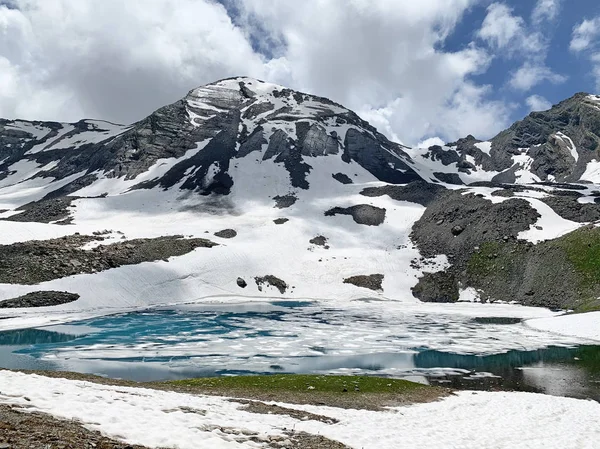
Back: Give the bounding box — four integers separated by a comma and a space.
526, 312, 600, 341
0, 371, 599, 449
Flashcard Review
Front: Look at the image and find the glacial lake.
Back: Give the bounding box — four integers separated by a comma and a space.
0, 300, 598, 401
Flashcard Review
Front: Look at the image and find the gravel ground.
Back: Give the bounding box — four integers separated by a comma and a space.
0, 404, 152, 449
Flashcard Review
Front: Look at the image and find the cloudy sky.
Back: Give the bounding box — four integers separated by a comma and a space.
1, 0, 600, 146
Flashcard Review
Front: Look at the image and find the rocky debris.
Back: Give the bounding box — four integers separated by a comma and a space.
254, 275, 288, 294
411, 190, 538, 264
540, 195, 600, 223
332, 173, 353, 184
325, 205, 386, 226
236, 399, 338, 424
236, 277, 247, 288
360, 180, 446, 206
273, 218, 289, 225
411, 272, 458, 303
410, 190, 539, 304
461, 239, 590, 310
433, 172, 464, 185
0, 235, 217, 285
214, 229, 237, 239
0, 404, 151, 449
309, 235, 329, 248
343, 274, 384, 291
273, 195, 297, 209
410, 189, 600, 310
0, 291, 80, 308
269, 432, 350, 449
2, 196, 78, 224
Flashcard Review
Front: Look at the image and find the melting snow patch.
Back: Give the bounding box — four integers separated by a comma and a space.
474, 141, 492, 156
555, 132, 578, 162
526, 312, 600, 342
581, 159, 600, 183
0, 371, 599, 449
512, 152, 541, 184
518, 198, 581, 243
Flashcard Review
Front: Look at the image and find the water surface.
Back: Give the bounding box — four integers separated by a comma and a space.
0, 301, 598, 401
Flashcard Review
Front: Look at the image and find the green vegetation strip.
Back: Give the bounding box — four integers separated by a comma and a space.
168, 374, 427, 394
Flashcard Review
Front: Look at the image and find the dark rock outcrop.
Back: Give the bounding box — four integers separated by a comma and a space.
273, 195, 297, 209
540, 195, 600, 223
343, 274, 384, 291
0, 235, 217, 285
254, 275, 288, 294
0, 291, 80, 308
325, 205, 386, 226
332, 173, 353, 184
309, 236, 329, 248
214, 229, 237, 239
360, 181, 445, 206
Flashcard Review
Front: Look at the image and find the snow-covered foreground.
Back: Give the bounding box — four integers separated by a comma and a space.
0, 371, 599, 449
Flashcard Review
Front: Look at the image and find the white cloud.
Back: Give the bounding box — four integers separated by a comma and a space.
0, 0, 513, 146
526, 95, 552, 111
417, 137, 446, 148
509, 63, 567, 91
570, 17, 600, 52
477, 3, 546, 54
239, 0, 507, 144
591, 53, 600, 92
0, 0, 266, 122
569, 17, 600, 91
532, 0, 561, 24
478, 3, 524, 49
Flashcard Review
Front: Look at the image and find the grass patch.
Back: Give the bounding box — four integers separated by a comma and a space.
11, 371, 447, 410
168, 374, 425, 394
555, 226, 600, 288
161, 374, 447, 410
466, 242, 502, 278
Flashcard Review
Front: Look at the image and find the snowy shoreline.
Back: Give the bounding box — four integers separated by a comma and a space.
0, 370, 599, 449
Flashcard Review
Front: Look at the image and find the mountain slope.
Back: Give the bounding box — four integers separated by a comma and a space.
0, 77, 600, 328
407, 93, 600, 185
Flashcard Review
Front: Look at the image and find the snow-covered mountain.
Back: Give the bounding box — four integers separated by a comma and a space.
1, 77, 600, 328
409, 93, 600, 185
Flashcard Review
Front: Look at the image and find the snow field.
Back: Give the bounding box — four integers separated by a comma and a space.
0, 371, 599, 449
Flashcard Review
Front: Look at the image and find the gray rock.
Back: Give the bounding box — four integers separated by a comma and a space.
343, 274, 384, 291
309, 235, 328, 247
273, 195, 297, 209
325, 205, 386, 226
236, 277, 247, 288
214, 229, 237, 239
254, 275, 288, 294
332, 173, 353, 184
0, 291, 79, 308
451, 225, 464, 236
360, 180, 446, 206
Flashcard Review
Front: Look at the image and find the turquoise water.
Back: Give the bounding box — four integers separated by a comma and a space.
0, 301, 598, 400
